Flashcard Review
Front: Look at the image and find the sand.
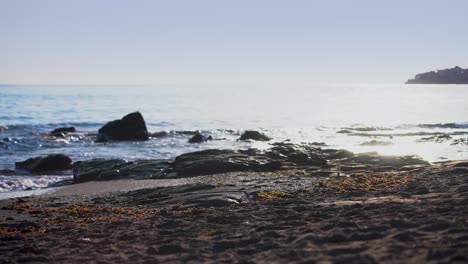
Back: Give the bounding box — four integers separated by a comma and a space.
1, 162, 468, 263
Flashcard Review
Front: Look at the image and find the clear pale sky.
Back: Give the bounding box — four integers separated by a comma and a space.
1, 0, 467, 86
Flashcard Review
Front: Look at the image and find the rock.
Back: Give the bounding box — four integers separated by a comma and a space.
0, 169, 15, 175
15, 154, 72, 172
96, 112, 149, 142
239, 130, 271, 141
50, 127, 76, 136
451, 138, 468, 146
325, 149, 355, 160
149, 131, 169, 138
286, 151, 327, 166
188, 133, 213, 143
310, 142, 327, 146
265, 142, 326, 165
343, 152, 429, 168
73, 159, 170, 183
406, 66, 468, 84
417, 134, 452, 143
360, 140, 393, 146
176, 131, 200, 135
172, 149, 280, 176
126, 184, 251, 209
0, 125, 8, 132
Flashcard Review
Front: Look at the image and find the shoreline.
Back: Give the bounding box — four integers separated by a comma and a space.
1, 148, 467, 263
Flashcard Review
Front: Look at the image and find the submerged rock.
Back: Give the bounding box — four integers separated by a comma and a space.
150, 131, 169, 138
451, 138, 468, 146
417, 134, 452, 143
50, 127, 76, 137
188, 133, 213, 143
15, 154, 73, 172
360, 140, 393, 146
96, 112, 149, 142
239, 131, 271, 141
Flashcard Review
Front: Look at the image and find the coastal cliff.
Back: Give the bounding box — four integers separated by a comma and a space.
406, 66, 468, 84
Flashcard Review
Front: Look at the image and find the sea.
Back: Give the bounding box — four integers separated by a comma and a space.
1, 84, 467, 194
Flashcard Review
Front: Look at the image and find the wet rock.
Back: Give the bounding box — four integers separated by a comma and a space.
173, 149, 279, 176
0, 125, 8, 132
50, 127, 76, 136
239, 130, 271, 141
15, 154, 72, 172
451, 138, 468, 146
417, 134, 452, 143
176, 130, 200, 135
266, 142, 326, 165
286, 152, 327, 166
173, 149, 255, 176
324, 149, 355, 160
188, 133, 213, 143
73, 159, 170, 183
343, 152, 429, 168
149, 131, 169, 138
310, 142, 327, 146
96, 112, 149, 142
360, 140, 393, 146
124, 184, 251, 208
0, 169, 15, 175
337, 129, 353, 134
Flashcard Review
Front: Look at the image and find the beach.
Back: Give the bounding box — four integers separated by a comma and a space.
1, 149, 467, 263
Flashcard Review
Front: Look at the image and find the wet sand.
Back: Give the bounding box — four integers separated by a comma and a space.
1, 161, 468, 263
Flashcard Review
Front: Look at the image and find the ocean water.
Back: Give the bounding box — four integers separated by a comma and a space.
1, 84, 467, 193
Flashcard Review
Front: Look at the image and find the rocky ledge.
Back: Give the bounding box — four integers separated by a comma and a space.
72, 142, 429, 183
406, 66, 468, 84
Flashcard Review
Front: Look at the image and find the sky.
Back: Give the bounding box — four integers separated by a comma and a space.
1, 0, 468, 86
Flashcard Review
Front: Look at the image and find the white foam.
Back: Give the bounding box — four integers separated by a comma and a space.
0, 175, 72, 193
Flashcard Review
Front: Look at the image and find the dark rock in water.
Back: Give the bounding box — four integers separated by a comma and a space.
451, 138, 468, 146
96, 112, 149, 142
50, 127, 76, 136
406, 66, 468, 84
0, 125, 8, 132
417, 134, 452, 143
0, 169, 15, 175
15, 154, 72, 172
360, 140, 393, 146
150, 131, 169, 138
336, 129, 352, 134
73, 159, 170, 183
176, 130, 200, 135
310, 142, 327, 146
239, 130, 271, 141
188, 133, 213, 143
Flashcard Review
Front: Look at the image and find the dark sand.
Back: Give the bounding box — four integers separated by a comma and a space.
1, 161, 468, 263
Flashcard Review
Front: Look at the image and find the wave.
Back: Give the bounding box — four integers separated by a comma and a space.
398, 122, 468, 129
344, 131, 468, 137
0, 175, 72, 192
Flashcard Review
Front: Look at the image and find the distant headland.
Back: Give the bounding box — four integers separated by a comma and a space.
406, 66, 468, 84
